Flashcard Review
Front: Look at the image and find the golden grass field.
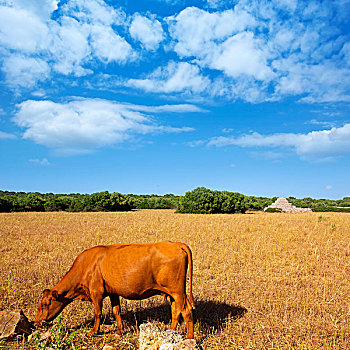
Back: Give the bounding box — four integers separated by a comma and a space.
1, 210, 350, 349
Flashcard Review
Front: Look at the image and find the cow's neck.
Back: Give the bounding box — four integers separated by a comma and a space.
53, 269, 80, 300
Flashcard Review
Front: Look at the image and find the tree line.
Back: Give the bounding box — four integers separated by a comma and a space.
0, 190, 179, 212
287, 196, 350, 212
0, 189, 349, 213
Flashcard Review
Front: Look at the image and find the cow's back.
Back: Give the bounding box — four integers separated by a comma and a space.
99, 242, 188, 299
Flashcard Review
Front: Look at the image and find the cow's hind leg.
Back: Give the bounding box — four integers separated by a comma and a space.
182, 296, 194, 339
170, 294, 194, 338
110, 294, 123, 336
170, 296, 181, 332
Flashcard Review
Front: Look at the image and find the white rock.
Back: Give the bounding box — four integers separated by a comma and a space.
139, 323, 163, 350
0, 310, 32, 339
138, 323, 202, 350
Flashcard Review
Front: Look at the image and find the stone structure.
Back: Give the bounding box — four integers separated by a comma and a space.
264, 198, 312, 213
139, 323, 202, 350
0, 310, 32, 339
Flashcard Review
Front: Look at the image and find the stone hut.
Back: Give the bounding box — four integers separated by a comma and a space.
264, 197, 312, 213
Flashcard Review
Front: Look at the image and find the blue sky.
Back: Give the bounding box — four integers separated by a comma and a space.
0, 0, 350, 199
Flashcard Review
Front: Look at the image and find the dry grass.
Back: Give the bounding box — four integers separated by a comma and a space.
1, 210, 350, 349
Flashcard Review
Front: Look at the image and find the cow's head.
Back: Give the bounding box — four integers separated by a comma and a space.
34, 289, 70, 326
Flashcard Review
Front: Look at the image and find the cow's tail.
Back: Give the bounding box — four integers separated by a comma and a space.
179, 243, 195, 309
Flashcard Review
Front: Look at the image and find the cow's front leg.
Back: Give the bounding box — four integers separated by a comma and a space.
110, 294, 123, 336
89, 292, 103, 335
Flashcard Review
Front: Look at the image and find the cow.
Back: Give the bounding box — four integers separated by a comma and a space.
34, 241, 195, 338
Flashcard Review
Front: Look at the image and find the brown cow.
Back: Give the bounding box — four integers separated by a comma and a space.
34, 241, 195, 338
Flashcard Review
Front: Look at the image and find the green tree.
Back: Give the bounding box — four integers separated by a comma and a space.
0, 196, 12, 212
44, 196, 73, 211
177, 187, 247, 214
23, 193, 45, 211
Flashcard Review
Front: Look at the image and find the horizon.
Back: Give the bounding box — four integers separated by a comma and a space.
0, 188, 348, 201
1, 0, 349, 200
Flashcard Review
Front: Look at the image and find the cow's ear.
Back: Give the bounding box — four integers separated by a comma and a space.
43, 289, 51, 296
51, 290, 59, 299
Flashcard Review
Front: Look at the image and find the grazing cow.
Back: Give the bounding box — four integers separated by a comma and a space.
34, 241, 195, 338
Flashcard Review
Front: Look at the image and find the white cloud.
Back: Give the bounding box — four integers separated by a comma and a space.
341, 42, 350, 66
60, 0, 125, 26
13, 98, 196, 154
2, 55, 50, 88
0, 0, 349, 104
29, 158, 51, 165
166, 6, 267, 87
187, 139, 206, 147
211, 32, 275, 81
273, 0, 298, 12
0, 5, 49, 53
49, 17, 92, 76
168, 6, 256, 58
306, 119, 335, 128
165, 3, 350, 103
31, 90, 47, 98
209, 75, 271, 103
129, 14, 164, 50
90, 24, 134, 63
208, 124, 350, 161
0, 130, 16, 139
124, 103, 206, 113
0, 0, 134, 87
128, 61, 210, 94
272, 58, 350, 103
167, 7, 274, 82
9, 0, 58, 20
58, 0, 136, 67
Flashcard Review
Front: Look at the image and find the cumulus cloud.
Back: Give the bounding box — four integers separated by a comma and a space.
165, 2, 350, 103
167, 6, 256, 58
90, 24, 134, 63
272, 58, 350, 103
211, 32, 275, 81
208, 124, 350, 161
128, 61, 210, 94
129, 14, 164, 50
60, 0, 125, 25
2, 55, 51, 88
0, 0, 135, 87
167, 6, 274, 82
0, 0, 349, 104
0, 4, 49, 53
13, 98, 196, 154
8, 0, 58, 20
49, 18, 92, 76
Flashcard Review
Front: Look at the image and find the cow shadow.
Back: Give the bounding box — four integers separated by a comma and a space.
97, 299, 246, 332
191, 300, 247, 329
